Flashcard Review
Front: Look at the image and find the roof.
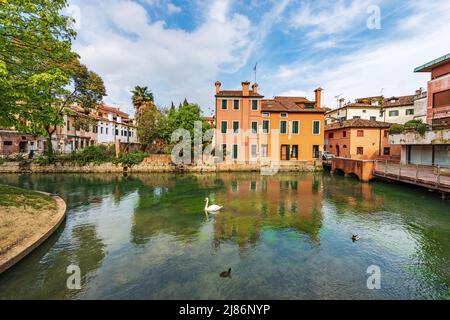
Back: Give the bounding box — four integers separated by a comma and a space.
97, 104, 130, 118
382, 95, 414, 108
215, 90, 264, 98
325, 118, 391, 131
325, 102, 380, 115
414, 53, 450, 72
261, 96, 326, 113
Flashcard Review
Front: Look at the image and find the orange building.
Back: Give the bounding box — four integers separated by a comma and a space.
214, 81, 325, 162
325, 118, 401, 160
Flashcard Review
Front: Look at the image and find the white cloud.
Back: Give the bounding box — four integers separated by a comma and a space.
270, 0, 450, 108
290, 0, 379, 38
70, 0, 254, 114
167, 2, 182, 14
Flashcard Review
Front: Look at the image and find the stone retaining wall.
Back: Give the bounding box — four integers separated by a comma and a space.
0, 156, 323, 174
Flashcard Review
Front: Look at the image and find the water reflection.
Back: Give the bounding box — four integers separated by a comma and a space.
0, 172, 448, 299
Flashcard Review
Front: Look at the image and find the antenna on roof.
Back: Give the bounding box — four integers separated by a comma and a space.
253, 62, 258, 84
380, 88, 384, 96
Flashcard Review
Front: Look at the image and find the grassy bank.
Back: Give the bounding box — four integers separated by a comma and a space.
0, 185, 57, 257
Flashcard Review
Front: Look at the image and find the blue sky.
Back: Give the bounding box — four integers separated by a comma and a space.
66, 0, 450, 116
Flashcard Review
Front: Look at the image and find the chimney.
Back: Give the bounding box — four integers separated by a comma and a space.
242, 81, 250, 96
339, 98, 345, 108
251, 83, 258, 94
215, 81, 221, 94
314, 87, 323, 108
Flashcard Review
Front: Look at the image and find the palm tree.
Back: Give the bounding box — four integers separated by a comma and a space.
131, 86, 154, 109
131, 86, 154, 124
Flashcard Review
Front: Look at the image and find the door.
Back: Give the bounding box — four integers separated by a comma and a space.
19, 141, 27, 153
313, 145, 319, 159
336, 145, 340, 157
281, 145, 290, 160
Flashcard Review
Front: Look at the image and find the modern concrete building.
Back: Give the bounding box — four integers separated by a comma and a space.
389, 53, 450, 166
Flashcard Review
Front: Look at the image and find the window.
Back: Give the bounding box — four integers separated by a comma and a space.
357, 130, 364, 137
251, 144, 257, 158
292, 121, 299, 134
233, 99, 240, 110
433, 89, 450, 108
389, 110, 399, 117
362, 110, 366, 113
3, 141, 12, 146
232, 121, 239, 133
328, 132, 334, 139
312, 120, 320, 135
115, 129, 118, 136
280, 120, 287, 134
67, 121, 70, 130
221, 99, 227, 110
370, 116, 376, 121
262, 120, 270, 133
406, 109, 414, 115
221, 121, 227, 133
357, 147, 364, 155
251, 121, 258, 134
261, 144, 268, 157
383, 147, 390, 155
252, 100, 258, 111
353, 116, 361, 119
343, 131, 347, 138
221, 144, 227, 160
106, 128, 109, 134
343, 145, 347, 149
233, 144, 238, 159
281, 112, 288, 118
100, 127, 103, 134
384, 130, 388, 138
262, 112, 270, 117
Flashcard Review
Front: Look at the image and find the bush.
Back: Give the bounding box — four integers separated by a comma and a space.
0, 157, 5, 165
70, 144, 115, 165
34, 155, 54, 165
114, 151, 147, 167
389, 124, 404, 134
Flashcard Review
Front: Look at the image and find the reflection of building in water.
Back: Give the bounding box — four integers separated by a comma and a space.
323, 174, 383, 213
212, 174, 324, 250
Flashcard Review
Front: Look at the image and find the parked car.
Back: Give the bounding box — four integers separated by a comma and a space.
322, 151, 334, 160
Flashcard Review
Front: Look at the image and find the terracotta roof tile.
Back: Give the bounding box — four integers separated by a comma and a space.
261, 96, 326, 113
325, 118, 391, 131
382, 95, 414, 107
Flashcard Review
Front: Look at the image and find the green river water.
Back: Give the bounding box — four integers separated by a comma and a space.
0, 172, 449, 299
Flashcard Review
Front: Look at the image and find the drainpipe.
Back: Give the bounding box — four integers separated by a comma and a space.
379, 128, 382, 157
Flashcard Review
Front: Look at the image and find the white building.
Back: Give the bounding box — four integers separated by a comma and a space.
325, 89, 428, 126
96, 105, 138, 145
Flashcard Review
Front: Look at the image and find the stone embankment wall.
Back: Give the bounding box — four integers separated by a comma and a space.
0, 155, 323, 174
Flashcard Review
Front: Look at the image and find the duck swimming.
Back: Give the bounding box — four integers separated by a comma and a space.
220, 268, 231, 278
352, 234, 360, 242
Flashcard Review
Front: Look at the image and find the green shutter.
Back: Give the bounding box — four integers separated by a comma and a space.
233, 145, 238, 159
281, 121, 287, 134
252, 100, 258, 110
252, 122, 258, 134
263, 120, 269, 133
233, 121, 239, 133
222, 100, 227, 109
313, 121, 320, 134
292, 121, 299, 134
221, 121, 227, 133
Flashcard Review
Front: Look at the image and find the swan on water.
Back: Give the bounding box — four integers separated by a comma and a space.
204, 197, 223, 213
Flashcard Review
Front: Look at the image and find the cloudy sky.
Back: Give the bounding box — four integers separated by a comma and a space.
67, 0, 450, 116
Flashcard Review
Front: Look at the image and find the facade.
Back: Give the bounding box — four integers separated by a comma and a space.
95, 105, 138, 145
0, 129, 46, 157
325, 118, 401, 160
53, 105, 98, 153
390, 53, 450, 166
214, 81, 325, 162
325, 90, 427, 126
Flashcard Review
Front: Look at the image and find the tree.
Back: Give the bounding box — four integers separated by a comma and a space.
0, 0, 106, 158
136, 101, 163, 151
131, 86, 154, 122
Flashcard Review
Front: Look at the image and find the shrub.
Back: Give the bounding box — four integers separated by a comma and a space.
0, 157, 5, 165
404, 120, 427, 135
114, 151, 147, 167
389, 124, 404, 134
70, 144, 115, 165
34, 155, 54, 165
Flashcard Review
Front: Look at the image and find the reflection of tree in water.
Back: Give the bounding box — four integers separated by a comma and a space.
130, 174, 227, 245
212, 173, 324, 250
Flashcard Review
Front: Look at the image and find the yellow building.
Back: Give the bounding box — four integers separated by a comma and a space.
261, 92, 326, 161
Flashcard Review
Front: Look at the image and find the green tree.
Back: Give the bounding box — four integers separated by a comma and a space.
136, 101, 163, 151
0, 0, 106, 158
131, 86, 154, 123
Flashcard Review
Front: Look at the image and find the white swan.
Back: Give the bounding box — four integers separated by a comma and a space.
204, 197, 223, 213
